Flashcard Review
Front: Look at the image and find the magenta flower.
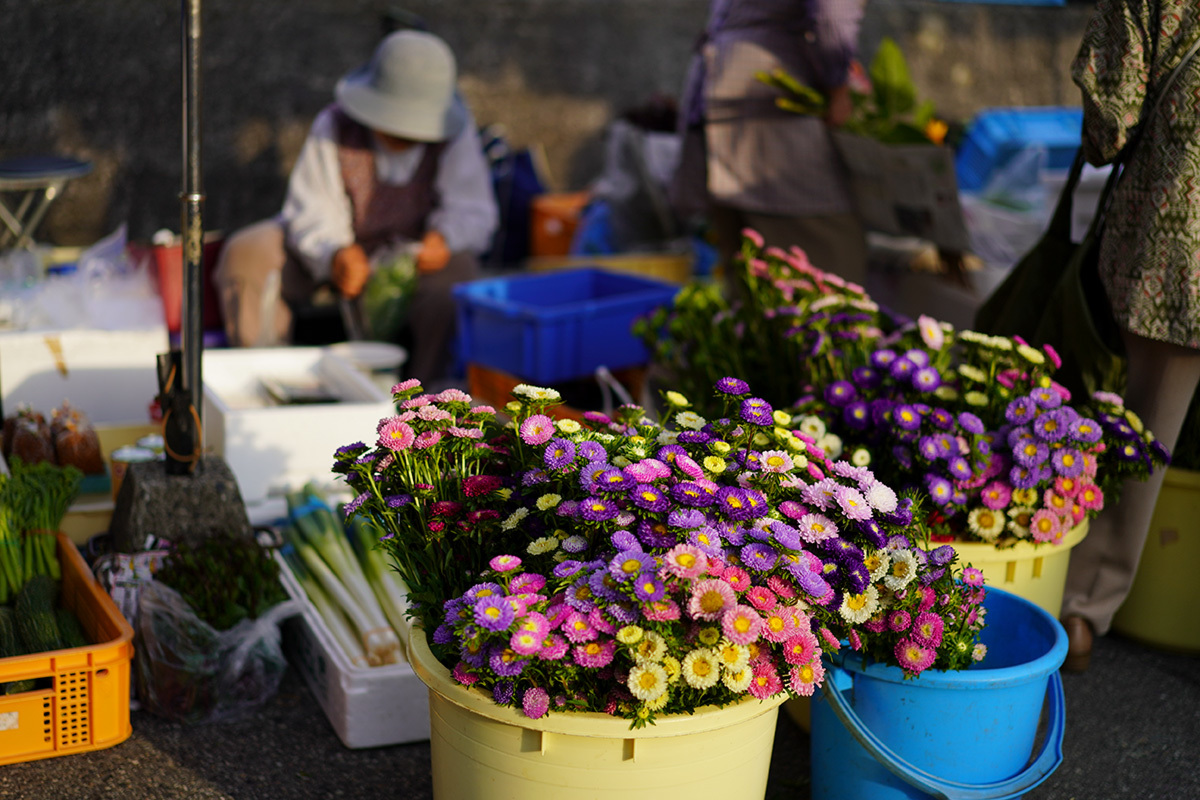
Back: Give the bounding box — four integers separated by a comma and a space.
573, 639, 616, 668
643, 597, 681, 621
783, 630, 819, 666
687, 578, 736, 621
722, 604, 764, 645
538, 634, 569, 661
748, 661, 783, 699
522, 686, 550, 719
489, 554, 522, 572
912, 611, 945, 649
895, 639, 936, 675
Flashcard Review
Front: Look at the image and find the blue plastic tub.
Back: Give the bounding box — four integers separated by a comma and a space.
452, 268, 679, 385
810, 586, 1068, 800
956, 107, 1083, 191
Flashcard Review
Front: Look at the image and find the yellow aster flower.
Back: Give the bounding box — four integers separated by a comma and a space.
665, 391, 689, 407
617, 625, 644, 645
555, 418, 581, 434
535, 493, 562, 511
773, 409, 792, 426
698, 626, 721, 646
712, 440, 731, 455
681, 648, 721, 689
703, 456, 727, 474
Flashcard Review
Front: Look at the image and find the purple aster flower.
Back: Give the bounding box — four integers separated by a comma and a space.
884, 500, 915, 529
1030, 386, 1063, 409
1032, 410, 1070, 443
1013, 439, 1049, 468
579, 461, 610, 491
633, 575, 667, 602
474, 595, 516, 631
1051, 447, 1086, 478
894, 404, 922, 431
851, 365, 882, 390
913, 366, 942, 392
687, 526, 724, 556
637, 519, 678, 548
892, 445, 914, 469
1009, 464, 1040, 490
522, 468, 550, 486
489, 645, 526, 677
905, 348, 931, 367
925, 474, 954, 506
543, 437, 577, 470
668, 508, 706, 528
716, 376, 750, 395
889, 357, 917, 382
918, 436, 943, 462
870, 398, 895, 427
465, 582, 506, 602
596, 468, 633, 493
824, 380, 858, 407
870, 348, 897, 369
739, 397, 775, 427
630, 483, 670, 512
609, 549, 656, 582
677, 430, 712, 445
740, 541, 779, 572
671, 481, 715, 507
610, 530, 640, 550
928, 545, 956, 567
808, 331, 827, 356
715, 520, 744, 547
385, 493, 414, 509
1005, 397, 1039, 425
857, 518, 887, 548
493, 680, 516, 704
957, 411, 985, 435
846, 561, 871, 594
589, 569, 624, 601
929, 407, 955, 430
769, 521, 803, 550
578, 440, 607, 461
947, 456, 973, 480
1069, 417, 1103, 444
579, 496, 620, 522
843, 401, 871, 431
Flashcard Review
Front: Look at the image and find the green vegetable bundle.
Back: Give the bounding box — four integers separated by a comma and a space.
0, 456, 83, 603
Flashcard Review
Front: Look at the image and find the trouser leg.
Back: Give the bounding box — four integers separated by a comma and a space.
404, 251, 480, 384
211, 219, 293, 347
1062, 330, 1200, 633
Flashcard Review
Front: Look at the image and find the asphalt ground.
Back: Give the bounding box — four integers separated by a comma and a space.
1, 627, 1196, 800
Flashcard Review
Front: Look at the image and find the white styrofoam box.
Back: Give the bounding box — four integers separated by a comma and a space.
202, 347, 394, 504
275, 553, 429, 748
0, 326, 168, 424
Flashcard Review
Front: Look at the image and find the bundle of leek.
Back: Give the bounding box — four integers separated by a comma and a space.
283, 486, 402, 667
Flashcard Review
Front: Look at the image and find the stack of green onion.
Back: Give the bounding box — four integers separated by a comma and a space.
282, 485, 406, 668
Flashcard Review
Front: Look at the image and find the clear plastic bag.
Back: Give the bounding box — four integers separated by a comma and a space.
361, 243, 419, 341
134, 580, 299, 724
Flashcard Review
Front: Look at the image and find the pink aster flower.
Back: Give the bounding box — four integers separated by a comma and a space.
912, 611, 945, 649
562, 610, 598, 643
797, 513, 838, 543
895, 638, 936, 675
510, 628, 543, 656
643, 597, 681, 621
760, 605, 797, 643
519, 414, 556, 445
722, 604, 764, 645
722, 566, 752, 593
401, 394, 433, 409
782, 630, 819, 666
573, 639, 616, 668
767, 575, 798, 601
980, 481, 1012, 510
377, 418, 416, 451
452, 662, 480, 685
742, 227, 765, 248
835, 485, 872, 521
745, 586, 777, 612
522, 686, 550, 719
675, 454, 705, 480
748, 661, 784, 699
818, 627, 841, 652
1054, 476, 1081, 499
962, 566, 985, 587
538, 634, 569, 661
414, 430, 443, 449
663, 544, 707, 579
1029, 509, 1062, 543
390, 378, 422, 395
1077, 482, 1104, 511
788, 659, 825, 697
687, 579, 737, 621
490, 554, 522, 572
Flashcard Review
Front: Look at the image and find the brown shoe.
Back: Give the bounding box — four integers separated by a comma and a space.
1062, 615, 1093, 673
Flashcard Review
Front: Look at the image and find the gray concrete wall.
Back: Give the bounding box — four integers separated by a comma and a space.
0, 0, 1093, 248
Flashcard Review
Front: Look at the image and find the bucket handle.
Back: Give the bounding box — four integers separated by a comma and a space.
821, 666, 1065, 800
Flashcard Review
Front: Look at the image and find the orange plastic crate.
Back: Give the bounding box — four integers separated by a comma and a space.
0, 532, 134, 765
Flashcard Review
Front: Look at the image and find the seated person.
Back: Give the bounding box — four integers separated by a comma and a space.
214, 30, 498, 384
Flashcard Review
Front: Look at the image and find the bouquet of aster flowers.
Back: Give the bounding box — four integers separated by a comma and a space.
334, 376, 987, 728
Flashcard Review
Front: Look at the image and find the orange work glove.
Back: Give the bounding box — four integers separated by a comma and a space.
331, 243, 371, 299
416, 230, 451, 273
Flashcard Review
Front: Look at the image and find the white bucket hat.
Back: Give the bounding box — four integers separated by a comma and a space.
335, 30, 467, 142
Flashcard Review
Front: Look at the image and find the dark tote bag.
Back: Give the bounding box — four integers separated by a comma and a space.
974, 150, 1128, 399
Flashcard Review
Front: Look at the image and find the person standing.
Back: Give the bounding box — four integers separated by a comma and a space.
213, 30, 498, 384
1061, 0, 1200, 671
670, 0, 869, 287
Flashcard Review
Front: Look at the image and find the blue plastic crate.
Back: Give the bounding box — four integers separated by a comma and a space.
453, 268, 679, 385
956, 107, 1083, 191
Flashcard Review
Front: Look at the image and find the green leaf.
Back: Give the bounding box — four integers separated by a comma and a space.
869, 37, 916, 119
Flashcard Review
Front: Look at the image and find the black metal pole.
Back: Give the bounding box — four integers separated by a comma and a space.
181, 0, 204, 428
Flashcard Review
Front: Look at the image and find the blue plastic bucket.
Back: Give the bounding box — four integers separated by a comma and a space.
811, 586, 1068, 800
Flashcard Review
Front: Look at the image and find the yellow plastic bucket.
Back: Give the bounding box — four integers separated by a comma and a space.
1112, 467, 1200, 653
951, 520, 1089, 618
409, 629, 785, 800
